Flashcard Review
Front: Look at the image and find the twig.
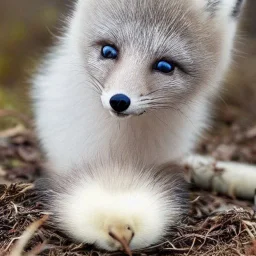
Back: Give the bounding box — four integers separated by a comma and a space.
9, 215, 49, 256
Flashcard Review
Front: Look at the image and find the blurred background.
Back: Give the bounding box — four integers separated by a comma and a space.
0, 0, 255, 119
0, 0, 72, 116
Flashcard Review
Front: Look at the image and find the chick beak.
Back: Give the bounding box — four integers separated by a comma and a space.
109, 230, 133, 256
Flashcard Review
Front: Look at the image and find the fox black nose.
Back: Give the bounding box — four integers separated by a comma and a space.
110, 94, 131, 113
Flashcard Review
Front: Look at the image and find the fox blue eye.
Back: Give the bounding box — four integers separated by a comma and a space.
101, 45, 118, 59
154, 60, 175, 73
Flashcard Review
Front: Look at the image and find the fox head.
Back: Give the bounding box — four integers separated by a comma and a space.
68, 0, 244, 118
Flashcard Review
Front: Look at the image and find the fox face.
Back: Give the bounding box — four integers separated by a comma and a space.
70, 0, 244, 118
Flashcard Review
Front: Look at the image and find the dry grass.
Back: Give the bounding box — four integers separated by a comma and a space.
0, 183, 255, 256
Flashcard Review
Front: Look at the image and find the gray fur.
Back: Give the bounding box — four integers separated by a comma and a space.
206, 0, 244, 17
80, 0, 222, 110
31, 0, 245, 250
37, 161, 188, 207
206, 0, 221, 15
232, 0, 244, 17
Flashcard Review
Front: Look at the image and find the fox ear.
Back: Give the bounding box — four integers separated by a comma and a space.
206, 0, 245, 18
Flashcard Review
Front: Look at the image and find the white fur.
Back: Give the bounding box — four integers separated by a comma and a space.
47, 162, 186, 251
184, 154, 256, 200
32, 0, 244, 251
32, 0, 243, 175
59, 182, 167, 250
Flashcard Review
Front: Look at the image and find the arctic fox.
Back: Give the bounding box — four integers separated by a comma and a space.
31, 0, 247, 252
32, 0, 245, 174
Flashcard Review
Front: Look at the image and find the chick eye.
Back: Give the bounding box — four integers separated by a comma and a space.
154, 60, 175, 73
101, 45, 118, 59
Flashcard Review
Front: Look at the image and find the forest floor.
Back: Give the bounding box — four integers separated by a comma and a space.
0, 102, 256, 256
